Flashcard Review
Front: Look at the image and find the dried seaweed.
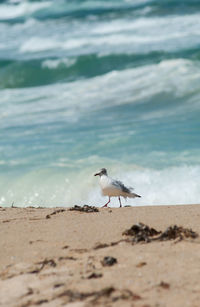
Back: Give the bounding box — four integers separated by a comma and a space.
69, 205, 99, 213
57, 287, 140, 304
123, 222, 161, 243
156, 225, 198, 241
58, 287, 114, 302
123, 223, 198, 243
123, 222, 160, 237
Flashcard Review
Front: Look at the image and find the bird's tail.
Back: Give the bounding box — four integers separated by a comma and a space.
129, 192, 141, 198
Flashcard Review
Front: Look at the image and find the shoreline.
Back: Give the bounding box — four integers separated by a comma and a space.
1, 202, 200, 209
1, 205, 200, 306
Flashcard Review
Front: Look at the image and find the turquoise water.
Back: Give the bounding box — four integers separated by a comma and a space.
0, 0, 200, 207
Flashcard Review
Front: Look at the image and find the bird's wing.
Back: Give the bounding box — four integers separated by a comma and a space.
112, 179, 133, 194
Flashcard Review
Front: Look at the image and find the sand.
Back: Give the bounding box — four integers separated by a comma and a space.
0, 205, 200, 307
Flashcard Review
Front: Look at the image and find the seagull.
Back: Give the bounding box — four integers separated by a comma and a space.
94, 168, 141, 207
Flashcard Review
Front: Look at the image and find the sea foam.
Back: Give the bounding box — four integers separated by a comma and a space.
0, 1, 51, 20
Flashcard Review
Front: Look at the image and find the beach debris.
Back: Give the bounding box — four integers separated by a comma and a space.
94, 240, 121, 250
87, 272, 103, 279
123, 222, 160, 237
62, 245, 69, 249
54, 283, 65, 288
35, 299, 49, 305
159, 281, 170, 289
123, 223, 198, 243
46, 209, 65, 219
94, 287, 115, 299
94, 243, 110, 249
57, 287, 115, 302
101, 256, 117, 266
56, 287, 140, 304
111, 289, 141, 302
20, 297, 49, 306
156, 225, 198, 241
29, 258, 56, 274
58, 256, 77, 261
69, 205, 99, 213
123, 222, 161, 243
50, 209, 66, 215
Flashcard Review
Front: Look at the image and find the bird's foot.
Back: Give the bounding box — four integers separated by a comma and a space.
102, 204, 109, 208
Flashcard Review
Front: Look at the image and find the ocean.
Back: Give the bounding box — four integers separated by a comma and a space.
0, 0, 200, 207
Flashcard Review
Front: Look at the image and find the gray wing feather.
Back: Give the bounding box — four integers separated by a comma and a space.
112, 180, 133, 194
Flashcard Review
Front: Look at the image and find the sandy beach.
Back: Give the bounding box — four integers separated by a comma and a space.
0, 205, 200, 307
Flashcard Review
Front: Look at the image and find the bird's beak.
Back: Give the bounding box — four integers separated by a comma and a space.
94, 172, 100, 176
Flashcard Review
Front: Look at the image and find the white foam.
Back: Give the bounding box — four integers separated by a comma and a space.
20, 36, 93, 53
0, 1, 51, 20
42, 58, 76, 69
20, 37, 62, 53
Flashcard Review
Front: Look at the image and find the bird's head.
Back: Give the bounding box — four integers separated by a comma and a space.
94, 168, 108, 177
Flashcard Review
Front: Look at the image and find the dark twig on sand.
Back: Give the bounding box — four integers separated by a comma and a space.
46, 209, 66, 219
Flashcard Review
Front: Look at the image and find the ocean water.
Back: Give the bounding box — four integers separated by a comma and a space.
0, 0, 200, 207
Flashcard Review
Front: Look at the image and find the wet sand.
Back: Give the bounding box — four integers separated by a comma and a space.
0, 205, 200, 307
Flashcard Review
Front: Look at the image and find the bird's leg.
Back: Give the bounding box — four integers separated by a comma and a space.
102, 197, 110, 208
118, 197, 122, 207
